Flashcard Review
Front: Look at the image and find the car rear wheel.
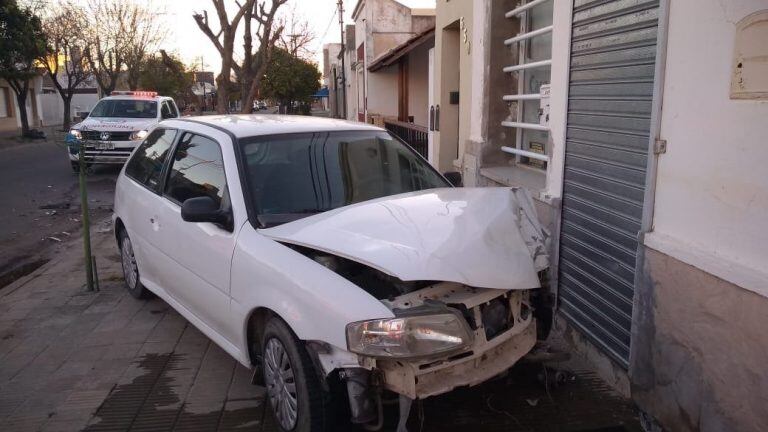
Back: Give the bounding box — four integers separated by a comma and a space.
262, 317, 332, 432
119, 230, 149, 299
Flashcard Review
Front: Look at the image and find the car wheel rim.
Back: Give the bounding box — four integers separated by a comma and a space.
121, 237, 138, 289
264, 337, 298, 430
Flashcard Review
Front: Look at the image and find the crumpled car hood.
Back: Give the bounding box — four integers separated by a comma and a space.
260, 187, 549, 290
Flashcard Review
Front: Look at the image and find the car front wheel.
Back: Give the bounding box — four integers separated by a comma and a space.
262, 317, 332, 432
119, 230, 149, 299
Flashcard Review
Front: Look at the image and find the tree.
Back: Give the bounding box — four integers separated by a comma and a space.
277, 7, 315, 60
123, 2, 165, 91
84, 0, 164, 95
0, 0, 46, 136
194, 0, 288, 114
38, 1, 91, 130
83, 0, 126, 95
139, 51, 194, 104
239, 0, 288, 114
193, 0, 255, 114
261, 48, 321, 114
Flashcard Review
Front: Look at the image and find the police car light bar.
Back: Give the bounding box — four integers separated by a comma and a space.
110, 91, 158, 97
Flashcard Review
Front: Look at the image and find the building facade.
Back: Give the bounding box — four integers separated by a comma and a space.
425, 0, 768, 431
0, 75, 45, 135
348, 0, 435, 124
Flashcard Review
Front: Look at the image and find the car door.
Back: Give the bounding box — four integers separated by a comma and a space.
154, 131, 235, 341
120, 127, 179, 291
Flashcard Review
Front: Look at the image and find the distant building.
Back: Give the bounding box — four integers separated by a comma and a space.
0, 73, 45, 134
193, 71, 215, 86
323, 43, 343, 117
39, 73, 99, 126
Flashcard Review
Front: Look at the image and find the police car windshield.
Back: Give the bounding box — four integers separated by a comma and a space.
90, 99, 157, 119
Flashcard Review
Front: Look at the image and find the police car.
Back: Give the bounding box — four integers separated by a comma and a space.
67, 91, 180, 171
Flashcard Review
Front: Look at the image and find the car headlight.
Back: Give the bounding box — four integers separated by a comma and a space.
129, 130, 149, 141
346, 311, 473, 358
69, 129, 82, 140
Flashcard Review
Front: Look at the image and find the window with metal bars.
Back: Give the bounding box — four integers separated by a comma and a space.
503, 0, 554, 170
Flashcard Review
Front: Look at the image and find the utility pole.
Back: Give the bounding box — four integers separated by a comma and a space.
337, 0, 347, 120
200, 56, 206, 112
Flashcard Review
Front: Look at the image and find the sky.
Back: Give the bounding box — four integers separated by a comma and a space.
141, 0, 436, 76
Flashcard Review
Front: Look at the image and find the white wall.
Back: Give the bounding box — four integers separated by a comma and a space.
645, 0, 768, 296
545, 0, 573, 200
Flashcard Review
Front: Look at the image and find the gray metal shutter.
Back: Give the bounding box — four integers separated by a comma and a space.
558, 0, 660, 368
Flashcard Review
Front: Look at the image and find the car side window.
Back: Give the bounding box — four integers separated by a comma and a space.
161, 101, 173, 119
124, 128, 177, 191
164, 132, 227, 208
168, 100, 179, 118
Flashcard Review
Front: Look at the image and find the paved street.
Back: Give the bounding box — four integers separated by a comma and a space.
0, 133, 117, 288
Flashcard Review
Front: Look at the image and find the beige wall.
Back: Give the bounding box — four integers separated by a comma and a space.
432, 0, 473, 172
407, 41, 433, 127
366, 64, 399, 119
0, 77, 43, 134
632, 247, 768, 432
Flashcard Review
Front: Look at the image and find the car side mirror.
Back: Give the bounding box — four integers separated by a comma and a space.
443, 171, 462, 187
161, 110, 173, 120
79, 111, 89, 120
181, 196, 233, 231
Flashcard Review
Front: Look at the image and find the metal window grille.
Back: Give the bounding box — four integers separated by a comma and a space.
503, 0, 554, 168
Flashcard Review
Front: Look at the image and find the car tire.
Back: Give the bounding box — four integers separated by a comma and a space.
262, 317, 333, 432
118, 229, 150, 299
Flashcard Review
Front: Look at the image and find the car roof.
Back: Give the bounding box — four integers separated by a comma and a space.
167, 114, 384, 138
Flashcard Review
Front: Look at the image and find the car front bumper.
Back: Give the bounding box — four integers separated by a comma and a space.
377, 311, 536, 399
349, 285, 539, 399
68, 141, 137, 164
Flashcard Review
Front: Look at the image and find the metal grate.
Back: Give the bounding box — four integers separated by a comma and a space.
558, 0, 660, 368
82, 130, 133, 141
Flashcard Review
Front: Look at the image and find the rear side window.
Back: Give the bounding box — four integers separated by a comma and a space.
161, 100, 178, 119
125, 128, 177, 191
164, 133, 227, 208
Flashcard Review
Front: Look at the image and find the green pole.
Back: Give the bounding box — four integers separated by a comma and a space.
78, 141, 94, 292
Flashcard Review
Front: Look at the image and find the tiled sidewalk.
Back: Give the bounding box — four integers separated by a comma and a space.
0, 218, 642, 432
0, 221, 266, 431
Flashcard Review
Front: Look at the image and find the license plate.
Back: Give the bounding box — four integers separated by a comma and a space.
96, 142, 114, 150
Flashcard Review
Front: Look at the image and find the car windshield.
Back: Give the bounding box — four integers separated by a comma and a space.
240, 131, 450, 226
89, 99, 157, 118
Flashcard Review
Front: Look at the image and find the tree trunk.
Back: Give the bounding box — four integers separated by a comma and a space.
15, 91, 31, 136
62, 95, 73, 130
215, 74, 229, 114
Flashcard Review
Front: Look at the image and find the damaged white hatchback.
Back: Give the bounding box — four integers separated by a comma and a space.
113, 115, 552, 432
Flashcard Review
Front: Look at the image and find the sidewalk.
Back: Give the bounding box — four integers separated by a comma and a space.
0, 219, 268, 432
0, 217, 642, 432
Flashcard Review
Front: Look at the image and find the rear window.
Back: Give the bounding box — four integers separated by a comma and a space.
90, 99, 157, 119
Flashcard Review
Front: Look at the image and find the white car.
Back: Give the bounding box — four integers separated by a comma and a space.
67, 91, 180, 171
113, 115, 551, 431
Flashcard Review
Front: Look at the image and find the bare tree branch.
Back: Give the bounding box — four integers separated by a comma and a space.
38, 1, 92, 129
193, 0, 255, 113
